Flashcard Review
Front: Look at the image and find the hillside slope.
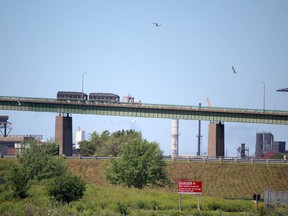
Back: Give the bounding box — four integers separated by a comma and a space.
67, 160, 288, 198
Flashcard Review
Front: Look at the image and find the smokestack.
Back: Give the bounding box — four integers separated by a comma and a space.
171, 119, 179, 158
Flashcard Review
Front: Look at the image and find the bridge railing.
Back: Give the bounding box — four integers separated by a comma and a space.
1, 154, 288, 164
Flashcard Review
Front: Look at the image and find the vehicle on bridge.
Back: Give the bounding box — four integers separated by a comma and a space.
57, 91, 121, 103
89, 93, 120, 103
122, 95, 141, 105
57, 91, 88, 101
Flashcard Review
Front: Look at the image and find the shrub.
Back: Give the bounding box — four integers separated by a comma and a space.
117, 202, 130, 215
106, 138, 169, 189
6, 164, 30, 198
19, 141, 66, 180
48, 171, 86, 203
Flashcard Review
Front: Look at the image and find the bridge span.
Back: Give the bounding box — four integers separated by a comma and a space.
0, 95, 288, 157
0, 96, 288, 124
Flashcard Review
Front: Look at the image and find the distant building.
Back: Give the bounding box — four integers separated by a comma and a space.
75, 127, 85, 149
273, 141, 286, 153
255, 132, 286, 158
0, 116, 43, 156
0, 135, 43, 156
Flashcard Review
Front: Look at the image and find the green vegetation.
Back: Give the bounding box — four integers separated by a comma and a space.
48, 171, 86, 203
79, 130, 142, 156
106, 137, 169, 189
1, 130, 288, 215
1, 140, 86, 203
2, 158, 288, 215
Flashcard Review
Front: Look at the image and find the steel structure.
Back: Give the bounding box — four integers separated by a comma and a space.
0, 96, 288, 124
0, 115, 12, 137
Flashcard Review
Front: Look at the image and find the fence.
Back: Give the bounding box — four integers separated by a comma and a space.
265, 189, 288, 215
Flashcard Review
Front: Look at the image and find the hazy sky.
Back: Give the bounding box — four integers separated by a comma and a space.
1, 0, 288, 156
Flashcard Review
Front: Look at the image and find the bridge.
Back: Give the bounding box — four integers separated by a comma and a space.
0, 96, 288, 124
0, 95, 288, 157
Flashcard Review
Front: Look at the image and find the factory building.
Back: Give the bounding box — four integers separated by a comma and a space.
0, 115, 43, 156
255, 132, 286, 158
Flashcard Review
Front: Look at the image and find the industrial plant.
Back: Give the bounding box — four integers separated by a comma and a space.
0, 114, 287, 159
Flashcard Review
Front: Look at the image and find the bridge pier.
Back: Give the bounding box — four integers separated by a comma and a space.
208, 122, 225, 157
55, 114, 72, 156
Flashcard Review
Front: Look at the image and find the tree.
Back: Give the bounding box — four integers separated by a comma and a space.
78, 140, 96, 156
106, 138, 169, 189
19, 140, 67, 180
48, 171, 86, 203
6, 140, 86, 201
79, 130, 142, 157
6, 164, 30, 198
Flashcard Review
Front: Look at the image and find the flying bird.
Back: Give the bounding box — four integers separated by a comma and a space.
106, 120, 113, 127
17, 101, 21, 106
152, 22, 161, 27
232, 66, 237, 74
131, 118, 137, 124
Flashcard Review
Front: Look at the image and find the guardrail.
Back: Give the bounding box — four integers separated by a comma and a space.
1, 154, 288, 164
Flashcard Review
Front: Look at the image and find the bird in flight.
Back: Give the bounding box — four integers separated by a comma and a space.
232, 66, 237, 74
152, 22, 161, 27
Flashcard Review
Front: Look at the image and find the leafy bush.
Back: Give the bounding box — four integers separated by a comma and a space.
106, 138, 169, 189
48, 171, 86, 203
117, 202, 130, 215
6, 164, 30, 198
19, 141, 66, 180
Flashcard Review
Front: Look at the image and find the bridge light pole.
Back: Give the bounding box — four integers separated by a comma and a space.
82, 72, 87, 99
263, 82, 266, 111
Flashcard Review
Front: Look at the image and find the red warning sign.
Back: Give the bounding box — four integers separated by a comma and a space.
178, 180, 202, 194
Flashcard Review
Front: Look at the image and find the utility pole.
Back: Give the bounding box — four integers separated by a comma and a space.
82, 72, 87, 99
263, 82, 266, 111
197, 103, 202, 156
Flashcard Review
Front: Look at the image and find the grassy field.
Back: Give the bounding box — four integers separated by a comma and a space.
1, 159, 288, 215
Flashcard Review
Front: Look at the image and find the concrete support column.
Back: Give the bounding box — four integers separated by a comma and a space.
55, 114, 72, 156
208, 122, 225, 157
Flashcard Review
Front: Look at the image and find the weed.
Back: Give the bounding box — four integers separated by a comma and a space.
117, 202, 130, 215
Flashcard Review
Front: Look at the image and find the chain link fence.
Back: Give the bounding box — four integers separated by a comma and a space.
265, 189, 288, 215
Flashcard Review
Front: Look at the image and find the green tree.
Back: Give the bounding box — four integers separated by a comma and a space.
48, 171, 86, 203
19, 140, 66, 180
78, 140, 96, 156
80, 130, 142, 157
106, 138, 169, 189
6, 164, 30, 198
6, 140, 86, 201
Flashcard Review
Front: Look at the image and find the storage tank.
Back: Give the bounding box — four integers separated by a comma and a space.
0, 116, 9, 123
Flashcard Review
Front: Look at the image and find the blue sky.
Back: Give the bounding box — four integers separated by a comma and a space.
1, 0, 288, 156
